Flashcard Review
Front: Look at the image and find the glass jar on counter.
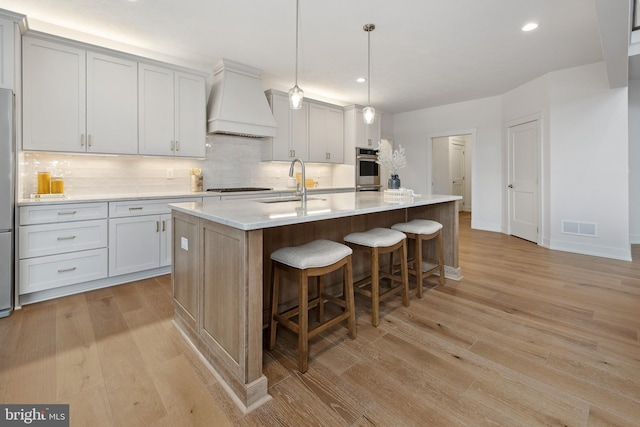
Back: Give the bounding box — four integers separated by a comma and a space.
37, 172, 51, 194
51, 177, 65, 194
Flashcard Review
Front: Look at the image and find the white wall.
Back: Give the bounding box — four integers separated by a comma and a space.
546, 63, 629, 260
629, 79, 640, 243
393, 96, 503, 232
393, 61, 631, 260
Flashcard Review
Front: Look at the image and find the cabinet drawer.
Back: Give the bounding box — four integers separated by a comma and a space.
19, 248, 108, 295
109, 198, 201, 217
20, 203, 108, 225
19, 219, 107, 259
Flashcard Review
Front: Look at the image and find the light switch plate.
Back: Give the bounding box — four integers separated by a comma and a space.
181, 237, 188, 251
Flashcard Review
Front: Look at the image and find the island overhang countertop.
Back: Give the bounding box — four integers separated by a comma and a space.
169, 192, 462, 231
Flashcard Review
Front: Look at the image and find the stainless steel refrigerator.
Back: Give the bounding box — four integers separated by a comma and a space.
0, 88, 15, 317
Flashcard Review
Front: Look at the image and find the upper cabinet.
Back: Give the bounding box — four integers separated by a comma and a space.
264, 89, 344, 164
139, 64, 206, 157
23, 37, 138, 154
263, 90, 308, 161
344, 105, 382, 149
308, 102, 344, 163
0, 16, 16, 90
22, 34, 206, 157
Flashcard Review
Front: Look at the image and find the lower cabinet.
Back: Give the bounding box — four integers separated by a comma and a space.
17, 197, 198, 304
108, 214, 171, 276
18, 202, 109, 295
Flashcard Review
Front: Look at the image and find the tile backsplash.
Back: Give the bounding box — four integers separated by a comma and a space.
19, 134, 354, 198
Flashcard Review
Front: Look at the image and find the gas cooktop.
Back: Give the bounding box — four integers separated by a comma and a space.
206, 187, 272, 193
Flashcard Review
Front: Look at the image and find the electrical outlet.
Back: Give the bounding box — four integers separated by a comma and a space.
166, 168, 174, 179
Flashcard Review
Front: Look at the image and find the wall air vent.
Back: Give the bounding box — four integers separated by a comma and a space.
561, 220, 598, 237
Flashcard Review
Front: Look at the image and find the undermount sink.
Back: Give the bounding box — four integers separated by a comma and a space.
257, 196, 326, 204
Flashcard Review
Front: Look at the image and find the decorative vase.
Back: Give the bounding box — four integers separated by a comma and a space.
388, 174, 401, 189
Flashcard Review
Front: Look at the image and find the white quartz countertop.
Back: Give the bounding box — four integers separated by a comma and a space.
170, 192, 462, 231
16, 187, 354, 206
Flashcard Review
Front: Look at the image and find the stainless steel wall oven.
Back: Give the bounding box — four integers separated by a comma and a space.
355, 148, 381, 191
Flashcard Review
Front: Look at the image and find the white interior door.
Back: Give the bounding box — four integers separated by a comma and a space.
450, 141, 465, 212
432, 136, 449, 194
508, 120, 539, 242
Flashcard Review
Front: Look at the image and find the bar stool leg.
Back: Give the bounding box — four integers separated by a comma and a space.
414, 235, 424, 298
437, 231, 445, 285
401, 240, 410, 306
317, 276, 324, 322
344, 256, 357, 339
298, 269, 309, 373
370, 247, 381, 327
268, 264, 280, 351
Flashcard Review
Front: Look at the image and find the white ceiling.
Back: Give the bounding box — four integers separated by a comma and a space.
0, 0, 620, 114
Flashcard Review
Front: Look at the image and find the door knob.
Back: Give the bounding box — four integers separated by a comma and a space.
508, 184, 513, 188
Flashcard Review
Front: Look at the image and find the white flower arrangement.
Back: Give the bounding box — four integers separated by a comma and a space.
376, 140, 407, 175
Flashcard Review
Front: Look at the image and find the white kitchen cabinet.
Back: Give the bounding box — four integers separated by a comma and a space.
108, 198, 199, 276
0, 16, 16, 90
263, 89, 308, 161
86, 52, 138, 154
23, 37, 86, 152
109, 215, 163, 276
344, 105, 382, 150
23, 37, 138, 154
139, 63, 206, 157
308, 102, 344, 163
17, 202, 108, 295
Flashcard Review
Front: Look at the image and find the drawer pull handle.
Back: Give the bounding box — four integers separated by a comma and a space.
57, 235, 76, 241
57, 211, 77, 215
129, 207, 144, 211
58, 267, 77, 273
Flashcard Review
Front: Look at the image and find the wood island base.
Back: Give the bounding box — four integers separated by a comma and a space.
170, 194, 460, 412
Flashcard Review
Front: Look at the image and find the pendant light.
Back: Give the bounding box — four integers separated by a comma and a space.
363, 23, 376, 124
289, 0, 303, 109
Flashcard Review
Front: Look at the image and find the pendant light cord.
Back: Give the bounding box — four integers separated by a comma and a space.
367, 28, 371, 106
295, 0, 299, 86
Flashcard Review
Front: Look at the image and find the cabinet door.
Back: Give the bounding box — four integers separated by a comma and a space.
0, 17, 14, 90
366, 113, 382, 148
290, 101, 308, 160
308, 103, 327, 162
266, 93, 292, 161
174, 71, 206, 157
139, 64, 174, 155
159, 213, 172, 267
86, 52, 138, 154
23, 37, 86, 152
325, 106, 344, 163
109, 215, 160, 276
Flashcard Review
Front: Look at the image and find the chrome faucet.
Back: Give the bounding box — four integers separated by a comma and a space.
289, 157, 307, 204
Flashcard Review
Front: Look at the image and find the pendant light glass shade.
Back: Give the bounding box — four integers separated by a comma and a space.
289, 0, 303, 109
363, 106, 375, 124
363, 23, 375, 124
289, 85, 303, 109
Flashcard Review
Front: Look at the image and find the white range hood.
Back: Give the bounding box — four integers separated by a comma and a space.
206, 59, 277, 138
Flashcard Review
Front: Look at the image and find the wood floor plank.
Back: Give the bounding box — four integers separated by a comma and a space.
86, 294, 167, 426
55, 292, 104, 400
2, 303, 57, 404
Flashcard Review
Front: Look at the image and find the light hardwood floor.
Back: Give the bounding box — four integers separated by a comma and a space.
2, 212, 640, 426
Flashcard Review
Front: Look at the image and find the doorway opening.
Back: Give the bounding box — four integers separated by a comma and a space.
431, 133, 473, 213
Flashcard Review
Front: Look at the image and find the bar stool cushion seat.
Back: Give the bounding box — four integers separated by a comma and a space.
392, 219, 443, 235
344, 227, 406, 248
271, 239, 353, 269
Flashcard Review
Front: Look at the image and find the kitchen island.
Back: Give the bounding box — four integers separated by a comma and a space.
169, 191, 461, 413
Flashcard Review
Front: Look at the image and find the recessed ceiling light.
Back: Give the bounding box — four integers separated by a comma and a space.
522, 22, 539, 32
356, 77, 366, 83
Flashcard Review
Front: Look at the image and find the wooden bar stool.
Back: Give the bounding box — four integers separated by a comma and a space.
343, 228, 409, 327
391, 219, 444, 298
268, 239, 356, 373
